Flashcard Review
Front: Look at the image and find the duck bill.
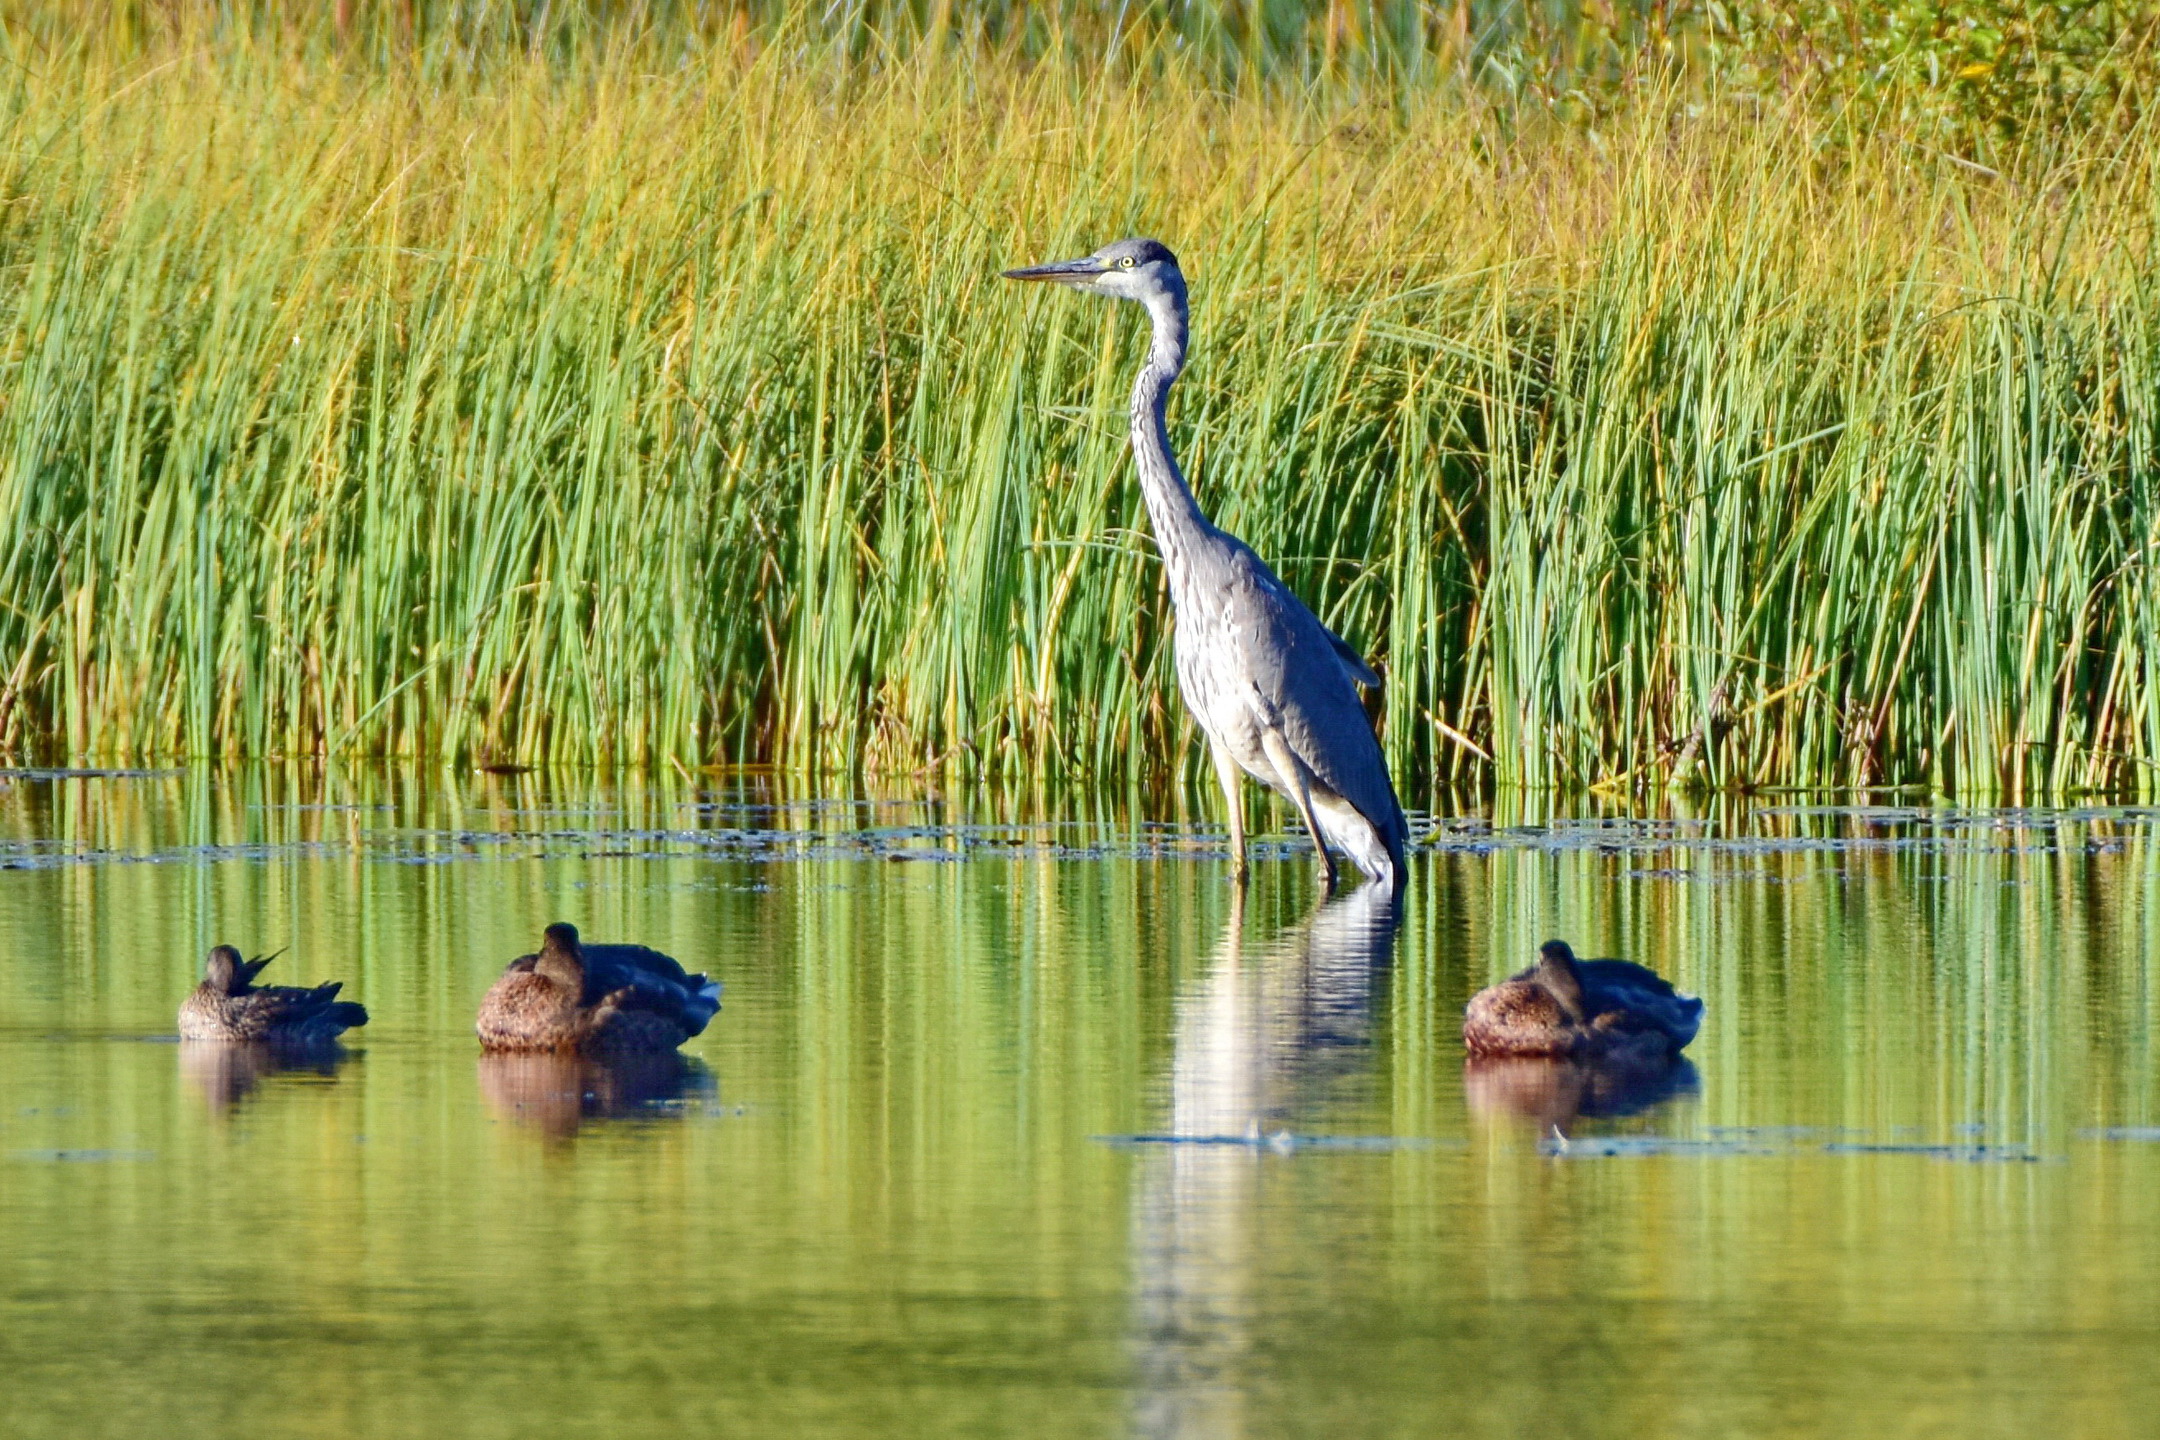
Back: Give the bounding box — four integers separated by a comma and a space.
1001, 256, 1103, 285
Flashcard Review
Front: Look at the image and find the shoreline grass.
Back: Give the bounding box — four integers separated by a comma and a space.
1, 8, 2158, 799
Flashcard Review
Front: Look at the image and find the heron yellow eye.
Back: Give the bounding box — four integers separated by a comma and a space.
1119, 256, 1135, 269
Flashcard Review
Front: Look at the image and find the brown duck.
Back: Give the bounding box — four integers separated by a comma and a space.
1463, 940, 1701, 1063
178, 945, 368, 1043
475, 922, 721, 1056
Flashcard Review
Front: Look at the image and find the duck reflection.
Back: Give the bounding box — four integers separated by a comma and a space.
179, 1039, 351, 1113
477, 1051, 714, 1137
1130, 882, 1400, 1439
1464, 1054, 1699, 1135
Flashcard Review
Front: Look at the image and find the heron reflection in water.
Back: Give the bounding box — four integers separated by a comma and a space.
1127, 883, 1400, 1437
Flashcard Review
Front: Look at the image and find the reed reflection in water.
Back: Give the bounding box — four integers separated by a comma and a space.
4, 771, 2160, 1437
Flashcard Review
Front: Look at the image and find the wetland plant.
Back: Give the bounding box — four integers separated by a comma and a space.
0, 6, 2155, 800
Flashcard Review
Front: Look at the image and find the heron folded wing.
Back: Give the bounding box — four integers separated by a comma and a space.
1321, 625, 1381, 689
1219, 546, 1404, 848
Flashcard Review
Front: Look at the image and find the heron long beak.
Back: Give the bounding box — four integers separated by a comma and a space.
1001, 256, 1104, 285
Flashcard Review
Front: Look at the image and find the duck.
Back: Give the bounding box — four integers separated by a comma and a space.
475, 922, 720, 1056
1463, 940, 1701, 1062
178, 945, 368, 1043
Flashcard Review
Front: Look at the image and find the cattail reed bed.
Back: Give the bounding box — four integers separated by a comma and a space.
0, 8, 2157, 799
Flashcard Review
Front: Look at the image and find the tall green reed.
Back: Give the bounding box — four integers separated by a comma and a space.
0, 11, 2157, 801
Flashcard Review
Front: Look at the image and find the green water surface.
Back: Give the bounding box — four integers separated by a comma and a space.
2, 771, 2157, 1438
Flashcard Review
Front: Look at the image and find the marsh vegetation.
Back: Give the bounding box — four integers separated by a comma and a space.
7, 769, 2160, 1435
1, 3, 2156, 798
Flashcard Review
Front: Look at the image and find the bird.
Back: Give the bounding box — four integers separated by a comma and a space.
475, 922, 720, 1056
178, 945, 368, 1044
1004, 237, 1407, 892
1463, 940, 1702, 1062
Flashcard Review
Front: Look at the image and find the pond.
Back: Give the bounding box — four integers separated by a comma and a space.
3, 770, 2158, 1438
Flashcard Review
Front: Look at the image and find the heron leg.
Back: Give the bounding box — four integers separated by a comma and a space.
1210, 741, 1248, 885
1259, 730, 1338, 892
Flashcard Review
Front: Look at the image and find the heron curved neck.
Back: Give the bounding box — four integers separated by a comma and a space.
1128, 288, 1211, 572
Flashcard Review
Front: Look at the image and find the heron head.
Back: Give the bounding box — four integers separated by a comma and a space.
1003, 237, 1183, 304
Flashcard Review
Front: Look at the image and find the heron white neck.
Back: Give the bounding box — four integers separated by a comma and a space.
1128, 286, 1212, 582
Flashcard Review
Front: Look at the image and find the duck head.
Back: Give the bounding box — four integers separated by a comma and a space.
1535, 940, 1588, 1025
535, 922, 586, 992
203, 945, 246, 994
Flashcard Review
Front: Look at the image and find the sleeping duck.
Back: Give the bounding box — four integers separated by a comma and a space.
476, 922, 721, 1056
178, 945, 368, 1043
1463, 940, 1701, 1062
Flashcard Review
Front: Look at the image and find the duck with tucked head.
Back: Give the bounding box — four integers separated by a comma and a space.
476, 922, 720, 1056
178, 945, 368, 1044
1463, 940, 1701, 1063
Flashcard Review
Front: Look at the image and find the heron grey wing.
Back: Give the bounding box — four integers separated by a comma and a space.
1320, 624, 1381, 689
1219, 550, 1404, 833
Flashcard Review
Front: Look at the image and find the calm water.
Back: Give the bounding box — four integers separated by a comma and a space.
3, 770, 2159, 1439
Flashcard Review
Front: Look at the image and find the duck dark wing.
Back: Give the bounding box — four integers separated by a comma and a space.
583, 944, 701, 988
582, 945, 721, 1038
238, 982, 368, 1032
1575, 960, 1701, 1049
1572, 959, 1682, 998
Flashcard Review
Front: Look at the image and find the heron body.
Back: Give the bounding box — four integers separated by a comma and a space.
1006, 238, 1407, 890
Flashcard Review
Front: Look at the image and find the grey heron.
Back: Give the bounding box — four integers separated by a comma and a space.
1005, 237, 1407, 891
